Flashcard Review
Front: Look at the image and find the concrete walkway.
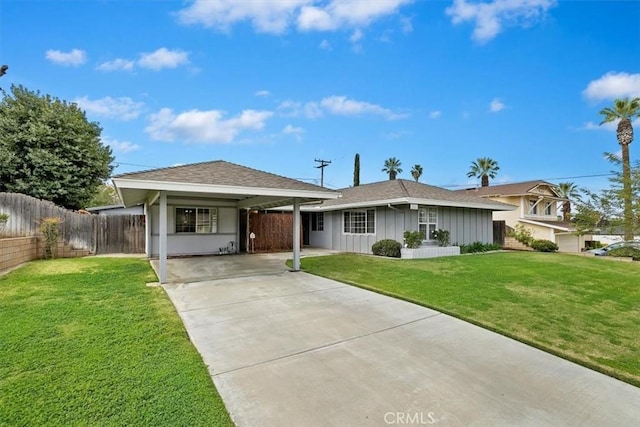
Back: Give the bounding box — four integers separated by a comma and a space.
161, 253, 640, 426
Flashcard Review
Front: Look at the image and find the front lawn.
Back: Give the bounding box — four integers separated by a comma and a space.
0, 257, 233, 426
300, 252, 640, 387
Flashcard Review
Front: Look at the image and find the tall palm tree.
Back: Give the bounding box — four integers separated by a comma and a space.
466, 157, 499, 187
599, 97, 640, 240
382, 157, 402, 180
556, 182, 579, 222
411, 164, 423, 182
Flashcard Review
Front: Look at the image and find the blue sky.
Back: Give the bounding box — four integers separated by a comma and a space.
2, 0, 639, 191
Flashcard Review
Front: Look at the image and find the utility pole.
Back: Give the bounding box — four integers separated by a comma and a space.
314, 158, 331, 187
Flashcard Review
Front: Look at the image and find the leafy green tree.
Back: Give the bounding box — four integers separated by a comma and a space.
382, 157, 402, 180
86, 182, 121, 208
556, 182, 579, 221
467, 157, 499, 187
0, 85, 114, 209
599, 97, 640, 240
353, 153, 360, 187
410, 164, 423, 182
573, 188, 619, 235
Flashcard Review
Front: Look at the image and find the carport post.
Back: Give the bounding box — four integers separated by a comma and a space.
159, 191, 168, 283
293, 198, 301, 271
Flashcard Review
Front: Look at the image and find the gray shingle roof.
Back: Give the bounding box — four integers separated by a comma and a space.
456, 180, 559, 197
114, 160, 334, 193
318, 179, 514, 210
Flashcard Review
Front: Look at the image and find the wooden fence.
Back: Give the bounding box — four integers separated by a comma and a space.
247, 211, 300, 252
0, 192, 145, 254
493, 220, 506, 246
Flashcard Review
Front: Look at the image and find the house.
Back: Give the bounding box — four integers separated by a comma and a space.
85, 204, 144, 215
112, 160, 340, 283
456, 180, 589, 252
301, 179, 515, 253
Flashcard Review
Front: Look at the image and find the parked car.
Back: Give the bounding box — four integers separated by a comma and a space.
586, 241, 640, 256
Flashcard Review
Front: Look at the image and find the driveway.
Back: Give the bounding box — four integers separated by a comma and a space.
161, 253, 640, 426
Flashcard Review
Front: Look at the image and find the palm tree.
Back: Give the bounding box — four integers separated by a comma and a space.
382, 157, 402, 180
599, 97, 640, 241
556, 182, 579, 222
411, 164, 423, 182
466, 157, 499, 187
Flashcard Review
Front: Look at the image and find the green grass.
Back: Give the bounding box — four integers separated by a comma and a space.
0, 257, 234, 426
300, 252, 640, 387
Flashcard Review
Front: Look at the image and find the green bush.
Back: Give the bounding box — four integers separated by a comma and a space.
509, 224, 534, 246
372, 239, 402, 258
530, 239, 559, 252
460, 242, 501, 254
403, 231, 424, 249
606, 247, 640, 261
432, 229, 450, 247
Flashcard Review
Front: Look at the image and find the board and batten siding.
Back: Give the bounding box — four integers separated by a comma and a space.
148, 197, 238, 256
318, 205, 494, 254
439, 207, 493, 245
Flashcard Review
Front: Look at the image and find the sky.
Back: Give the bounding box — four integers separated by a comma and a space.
1, 0, 639, 192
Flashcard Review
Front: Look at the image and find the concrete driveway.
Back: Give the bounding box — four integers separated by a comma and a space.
160, 253, 640, 426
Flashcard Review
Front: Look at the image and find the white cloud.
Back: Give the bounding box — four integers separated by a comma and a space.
103, 137, 141, 153
255, 90, 271, 97
96, 58, 135, 72
283, 124, 305, 141
428, 110, 441, 119
350, 28, 364, 43
277, 100, 324, 119
581, 118, 640, 132
400, 15, 413, 33
320, 95, 406, 120
489, 98, 506, 112
145, 108, 273, 143
74, 96, 144, 121
278, 96, 405, 120
446, 0, 556, 43
177, 0, 414, 34
45, 49, 87, 66
138, 48, 189, 71
583, 72, 640, 101
319, 39, 333, 50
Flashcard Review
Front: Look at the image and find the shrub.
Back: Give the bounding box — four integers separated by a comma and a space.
432, 229, 450, 247
40, 217, 61, 259
403, 231, 424, 249
606, 247, 640, 261
460, 241, 501, 254
372, 239, 402, 258
509, 224, 534, 246
530, 239, 559, 252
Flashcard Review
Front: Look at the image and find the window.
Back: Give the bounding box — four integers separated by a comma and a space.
343, 209, 375, 234
311, 212, 324, 231
544, 202, 553, 216
528, 199, 538, 215
175, 208, 217, 233
418, 207, 437, 239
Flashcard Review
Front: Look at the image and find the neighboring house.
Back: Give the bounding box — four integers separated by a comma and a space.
301, 179, 515, 253
456, 180, 589, 252
85, 204, 144, 215
112, 160, 339, 283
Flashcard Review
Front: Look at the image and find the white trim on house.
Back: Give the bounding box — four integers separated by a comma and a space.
304, 197, 514, 212
520, 218, 572, 232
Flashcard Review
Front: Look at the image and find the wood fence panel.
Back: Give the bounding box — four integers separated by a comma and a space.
0, 192, 144, 254
493, 220, 506, 246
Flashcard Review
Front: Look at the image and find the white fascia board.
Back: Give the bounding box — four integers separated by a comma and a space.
520, 218, 571, 231
404, 198, 517, 211
111, 178, 340, 200
305, 197, 516, 212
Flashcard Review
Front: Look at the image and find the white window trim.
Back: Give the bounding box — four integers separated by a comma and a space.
418, 207, 438, 241
342, 208, 376, 235
175, 207, 218, 234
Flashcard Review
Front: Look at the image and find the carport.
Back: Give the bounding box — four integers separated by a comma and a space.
112, 160, 339, 283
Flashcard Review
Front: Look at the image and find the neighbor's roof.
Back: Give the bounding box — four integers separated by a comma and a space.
455, 180, 561, 198
112, 160, 339, 208
310, 179, 515, 211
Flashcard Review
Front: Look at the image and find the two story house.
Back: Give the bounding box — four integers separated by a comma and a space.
457, 180, 589, 252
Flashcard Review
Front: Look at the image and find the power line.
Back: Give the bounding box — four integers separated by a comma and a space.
314, 158, 331, 187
